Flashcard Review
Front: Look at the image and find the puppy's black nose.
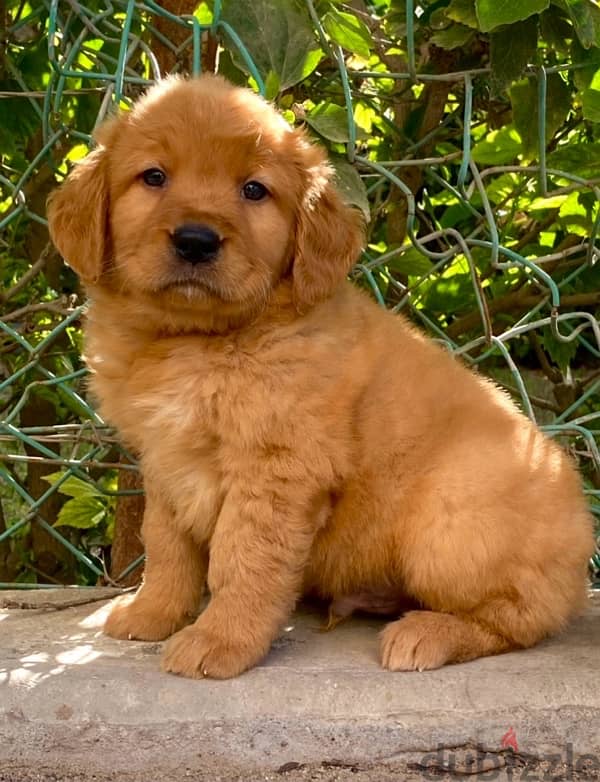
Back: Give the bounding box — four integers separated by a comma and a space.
172, 224, 221, 264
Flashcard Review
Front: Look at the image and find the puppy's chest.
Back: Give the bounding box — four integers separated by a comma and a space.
94, 343, 277, 529
98, 341, 281, 452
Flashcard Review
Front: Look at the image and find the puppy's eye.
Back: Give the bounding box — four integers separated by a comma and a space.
242, 181, 268, 201
142, 168, 167, 187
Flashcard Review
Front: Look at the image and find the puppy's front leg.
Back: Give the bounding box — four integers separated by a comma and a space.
105, 487, 207, 641
161, 483, 316, 679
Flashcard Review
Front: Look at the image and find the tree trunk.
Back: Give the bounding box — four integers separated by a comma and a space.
109, 467, 145, 587
21, 394, 77, 583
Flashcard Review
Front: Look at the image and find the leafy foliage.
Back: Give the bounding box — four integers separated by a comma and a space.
44, 472, 116, 539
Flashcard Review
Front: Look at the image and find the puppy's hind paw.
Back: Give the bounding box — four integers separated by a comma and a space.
380, 611, 458, 672
380, 610, 510, 671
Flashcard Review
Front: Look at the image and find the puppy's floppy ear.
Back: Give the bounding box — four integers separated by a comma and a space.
292, 138, 364, 308
46, 119, 117, 285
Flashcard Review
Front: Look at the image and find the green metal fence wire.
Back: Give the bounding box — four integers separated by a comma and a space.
1, 0, 599, 588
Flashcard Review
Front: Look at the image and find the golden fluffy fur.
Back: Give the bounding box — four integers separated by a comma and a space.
47, 75, 594, 679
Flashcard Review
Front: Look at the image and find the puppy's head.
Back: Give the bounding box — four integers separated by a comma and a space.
47, 75, 364, 323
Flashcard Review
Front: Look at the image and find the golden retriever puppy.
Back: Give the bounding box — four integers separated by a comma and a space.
47, 75, 594, 679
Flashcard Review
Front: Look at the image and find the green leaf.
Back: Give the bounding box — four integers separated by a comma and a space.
322, 9, 372, 59
330, 158, 371, 222
440, 202, 478, 229
421, 258, 477, 315
490, 16, 539, 86
509, 93, 530, 159
540, 7, 574, 53
570, 40, 600, 90
582, 87, 600, 121
543, 71, 573, 139
43, 471, 102, 500
430, 23, 475, 49
557, 190, 592, 235
548, 141, 600, 177
306, 103, 366, 143
446, 0, 479, 28
54, 496, 107, 530
484, 172, 521, 204
476, 0, 549, 32
471, 125, 522, 165
264, 71, 281, 101
388, 245, 434, 277
510, 73, 571, 157
220, 0, 323, 92
571, 44, 600, 95
193, 2, 213, 24
528, 193, 569, 211
540, 327, 578, 372
559, 0, 600, 48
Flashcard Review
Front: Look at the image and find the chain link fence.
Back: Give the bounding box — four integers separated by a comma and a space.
1, 0, 599, 588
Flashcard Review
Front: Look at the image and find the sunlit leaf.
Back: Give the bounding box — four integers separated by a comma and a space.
471, 126, 522, 165
54, 496, 107, 529
322, 8, 372, 59
476, 0, 549, 32
43, 472, 102, 500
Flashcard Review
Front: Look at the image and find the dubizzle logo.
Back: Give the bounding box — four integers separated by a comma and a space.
501, 727, 519, 753
415, 727, 600, 781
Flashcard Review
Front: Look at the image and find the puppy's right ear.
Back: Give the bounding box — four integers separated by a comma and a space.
47, 123, 115, 285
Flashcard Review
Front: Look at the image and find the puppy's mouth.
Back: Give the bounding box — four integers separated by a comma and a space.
161, 278, 211, 291
158, 277, 221, 299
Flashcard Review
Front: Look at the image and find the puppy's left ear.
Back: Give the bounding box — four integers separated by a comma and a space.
292, 140, 364, 308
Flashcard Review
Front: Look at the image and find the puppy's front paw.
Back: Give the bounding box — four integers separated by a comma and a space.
380, 611, 455, 672
161, 621, 267, 679
104, 594, 191, 642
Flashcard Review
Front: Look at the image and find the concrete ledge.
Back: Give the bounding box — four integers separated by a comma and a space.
1, 590, 599, 781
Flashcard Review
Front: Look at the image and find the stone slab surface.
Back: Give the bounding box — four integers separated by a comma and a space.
0, 590, 599, 781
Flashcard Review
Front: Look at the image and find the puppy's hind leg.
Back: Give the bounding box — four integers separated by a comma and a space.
380, 574, 587, 671
380, 609, 512, 671
105, 488, 206, 642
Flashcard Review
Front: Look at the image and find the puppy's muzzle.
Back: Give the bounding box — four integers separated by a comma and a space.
171, 224, 221, 265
